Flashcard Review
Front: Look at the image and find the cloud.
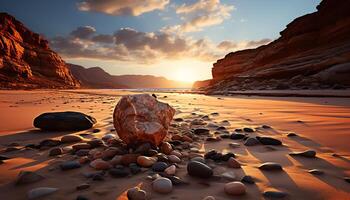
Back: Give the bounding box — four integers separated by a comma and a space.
70, 26, 96, 39
51, 26, 271, 64
163, 0, 234, 33
77, 0, 170, 16
217, 38, 272, 50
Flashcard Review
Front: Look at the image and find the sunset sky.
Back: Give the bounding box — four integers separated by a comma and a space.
1, 0, 321, 82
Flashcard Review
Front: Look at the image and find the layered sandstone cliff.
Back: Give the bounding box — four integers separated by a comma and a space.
196, 0, 350, 91
0, 13, 79, 89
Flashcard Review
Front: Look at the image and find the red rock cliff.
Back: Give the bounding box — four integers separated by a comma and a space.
207, 0, 350, 91
0, 13, 79, 89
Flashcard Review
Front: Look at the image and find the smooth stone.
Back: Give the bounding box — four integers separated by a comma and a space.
193, 128, 210, 135
137, 156, 157, 168
308, 169, 324, 175
244, 137, 260, 146
187, 161, 213, 178
76, 183, 90, 190
110, 155, 123, 166
72, 143, 91, 150
87, 139, 104, 148
127, 187, 147, 200
263, 190, 287, 198
289, 150, 316, 158
49, 147, 63, 156
27, 187, 58, 200
170, 150, 182, 158
152, 162, 168, 172
15, 171, 44, 185
227, 157, 241, 168
134, 143, 152, 154
259, 162, 283, 171
61, 135, 83, 143
224, 181, 246, 195
34, 111, 96, 131
243, 127, 255, 132
60, 161, 81, 170
228, 142, 240, 148
152, 177, 173, 194
160, 142, 173, 155
168, 155, 181, 163
109, 166, 130, 177
256, 136, 282, 145
230, 133, 246, 140
76, 195, 89, 200
287, 132, 297, 137
164, 165, 176, 175
221, 152, 235, 161
121, 154, 139, 166
90, 159, 112, 170
241, 175, 255, 184
76, 149, 90, 157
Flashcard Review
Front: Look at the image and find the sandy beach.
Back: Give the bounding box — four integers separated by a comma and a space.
0, 89, 349, 200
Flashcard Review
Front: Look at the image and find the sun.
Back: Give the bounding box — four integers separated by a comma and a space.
173, 67, 197, 83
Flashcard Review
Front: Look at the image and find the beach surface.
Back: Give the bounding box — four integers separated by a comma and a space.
0, 89, 349, 200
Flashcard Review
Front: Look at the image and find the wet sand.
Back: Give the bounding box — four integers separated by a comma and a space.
0, 89, 349, 200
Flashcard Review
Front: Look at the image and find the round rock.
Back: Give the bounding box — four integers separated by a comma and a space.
224, 181, 246, 195
152, 177, 173, 194
187, 161, 213, 178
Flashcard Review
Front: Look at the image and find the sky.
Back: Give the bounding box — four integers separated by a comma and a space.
1, 0, 321, 82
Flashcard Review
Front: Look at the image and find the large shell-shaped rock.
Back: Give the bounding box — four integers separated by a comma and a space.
113, 94, 175, 146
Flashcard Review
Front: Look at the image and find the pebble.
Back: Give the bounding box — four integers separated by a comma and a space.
289, 150, 316, 158
72, 143, 91, 151
160, 142, 173, 154
259, 162, 283, 171
129, 163, 141, 174
39, 139, 61, 147
193, 128, 210, 135
241, 175, 255, 184
121, 154, 139, 166
224, 181, 246, 195
15, 171, 44, 185
152, 162, 168, 172
152, 177, 173, 194
170, 150, 182, 158
164, 165, 176, 175
256, 136, 282, 145
102, 134, 116, 141
60, 161, 81, 170
227, 157, 241, 168
243, 127, 255, 132
76, 195, 90, 200
187, 161, 213, 178
263, 190, 287, 198
76, 183, 90, 190
49, 147, 63, 156
61, 135, 83, 143
191, 156, 206, 163
228, 142, 240, 148
76, 149, 90, 157
230, 133, 246, 140
244, 137, 260, 146
27, 187, 58, 200
287, 132, 297, 137
134, 143, 152, 154
168, 155, 181, 163
308, 169, 324, 175
109, 166, 130, 177
137, 156, 157, 168
127, 187, 147, 200
90, 159, 112, 170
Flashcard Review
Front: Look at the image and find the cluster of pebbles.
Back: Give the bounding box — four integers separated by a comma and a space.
1, 109, 349, 200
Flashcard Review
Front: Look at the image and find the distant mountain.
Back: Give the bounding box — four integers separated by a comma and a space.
194, 0, 350, 92
68, 64, 192, 89
0, 13, 79, 89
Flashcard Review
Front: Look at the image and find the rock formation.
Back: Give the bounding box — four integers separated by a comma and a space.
0, 13, 79, 89
69, 63, 192, 89
195, 0, 350, 92
113, 94, 175, 146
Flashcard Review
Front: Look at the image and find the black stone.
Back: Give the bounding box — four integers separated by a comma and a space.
109, 166, 130, 177
193, 128, 210, 135
187, 161, 213, 178
34, 111, 96, 131
60, 161, 81, 170
256, 136, 282, 145
152, 162, 168, 172
230, 133, 246, 140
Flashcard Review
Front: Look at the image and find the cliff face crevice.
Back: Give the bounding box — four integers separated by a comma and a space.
197, 0, 350, 91
0, 13, 79, 89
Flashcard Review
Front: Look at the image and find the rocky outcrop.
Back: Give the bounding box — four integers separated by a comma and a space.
0, 13, 79, 89
200, 0, 350, 92
69, 64, 192, 89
